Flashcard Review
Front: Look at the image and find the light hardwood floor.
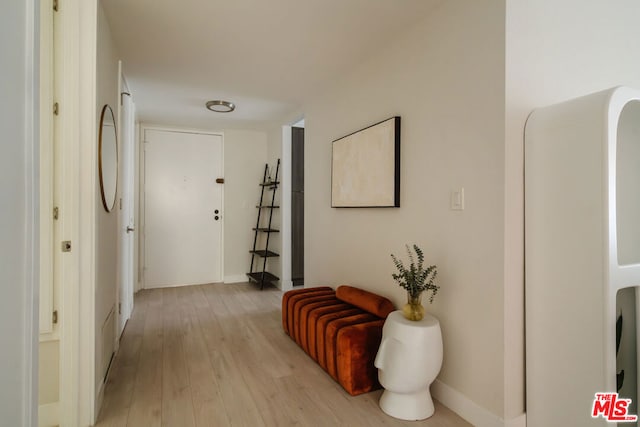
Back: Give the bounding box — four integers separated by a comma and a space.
95, 283, 471, 427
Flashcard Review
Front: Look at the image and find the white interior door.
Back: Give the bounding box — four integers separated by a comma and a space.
117, 72, 135, 336
144, 129, 223, 288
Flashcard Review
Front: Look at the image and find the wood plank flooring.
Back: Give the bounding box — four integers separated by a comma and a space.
95, 283, 471, 427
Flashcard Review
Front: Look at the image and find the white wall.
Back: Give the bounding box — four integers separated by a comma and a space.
0, 0, 37, 425
95, 1, 120, 400
223, 129, 269, 282
505, 0, 640, 421
302, 0, 507, 421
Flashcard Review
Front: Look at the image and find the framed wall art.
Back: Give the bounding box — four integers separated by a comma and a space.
331, 116, 400, 208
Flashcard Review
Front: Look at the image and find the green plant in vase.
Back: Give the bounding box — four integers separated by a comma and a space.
391, 244, 439, 321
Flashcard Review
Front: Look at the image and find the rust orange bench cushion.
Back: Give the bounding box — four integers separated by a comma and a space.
336, 319, 386, 395
282, 285, 394, 396
299, 300, 344, 353
336, 285, 395, 318
282, 286, 332, 335
324, 313, 378, 380
291, 293, 338, 344
307, 304, 357, 361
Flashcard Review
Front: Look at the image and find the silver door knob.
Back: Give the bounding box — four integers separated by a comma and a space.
126, 226, 135, 233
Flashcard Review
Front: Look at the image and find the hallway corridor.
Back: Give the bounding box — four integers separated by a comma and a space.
95, 282, 469, 427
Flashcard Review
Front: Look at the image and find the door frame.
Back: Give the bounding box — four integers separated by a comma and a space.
140, 125, 225, 289
39, 0, 55, 338
280, 118, 305, 292
23, 0, 39, 424
280, 125, 293, 291
38, 0, 62, 424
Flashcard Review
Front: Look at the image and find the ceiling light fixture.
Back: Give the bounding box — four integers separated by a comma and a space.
206, 100, 235, 113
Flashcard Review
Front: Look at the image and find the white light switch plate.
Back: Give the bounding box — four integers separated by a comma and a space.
451, 188, 465, 210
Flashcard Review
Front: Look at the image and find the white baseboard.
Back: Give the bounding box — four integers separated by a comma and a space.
280, 279, 292, 291
432, 380, 526, 427
505, 413, 527, 427
224, 274, 248, 284
95, 378, 105, 425
38, 402, 59, 427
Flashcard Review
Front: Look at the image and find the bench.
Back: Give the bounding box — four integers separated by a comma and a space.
282, 285, 395, 395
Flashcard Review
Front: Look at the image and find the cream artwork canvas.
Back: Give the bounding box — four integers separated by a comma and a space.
331, 116, 400, 207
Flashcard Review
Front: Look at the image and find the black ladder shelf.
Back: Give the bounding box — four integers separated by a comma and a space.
248, 159, 280, 289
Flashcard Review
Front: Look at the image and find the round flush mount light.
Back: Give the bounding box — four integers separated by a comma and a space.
206, 100, 235, 113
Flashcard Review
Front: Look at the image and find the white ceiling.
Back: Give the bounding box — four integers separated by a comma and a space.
101, 0, 441, 130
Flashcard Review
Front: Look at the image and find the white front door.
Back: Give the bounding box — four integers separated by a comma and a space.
143, 129, 223, 288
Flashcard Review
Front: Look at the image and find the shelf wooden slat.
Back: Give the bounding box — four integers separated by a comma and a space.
249, 250, 280, 258
253, 228, 280, 233
247, 272, 279, 284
